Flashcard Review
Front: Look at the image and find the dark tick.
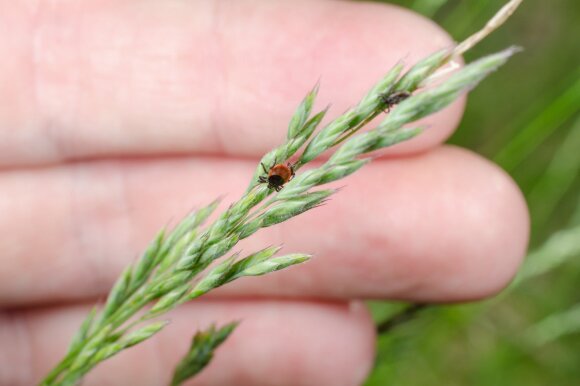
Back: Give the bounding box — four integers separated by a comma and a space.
379, 90, 411, 112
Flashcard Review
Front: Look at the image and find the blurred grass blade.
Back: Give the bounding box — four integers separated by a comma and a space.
494, 72, 580, 171
411, 0, 449, 18
525, 303, 580, 346
440, 1, 489, 37
514, 225, 580, 285
571, 196, 580, 227
527, 115, 580, 226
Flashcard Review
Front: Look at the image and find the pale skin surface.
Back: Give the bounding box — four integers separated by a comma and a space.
0, 0, 530, 385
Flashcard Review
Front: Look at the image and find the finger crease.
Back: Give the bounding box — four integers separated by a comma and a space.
0, 311, 33, 385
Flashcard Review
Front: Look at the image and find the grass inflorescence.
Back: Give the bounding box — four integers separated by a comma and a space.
40, 2, 524, 384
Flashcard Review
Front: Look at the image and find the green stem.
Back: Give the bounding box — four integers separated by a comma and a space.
331, 112, 381, 147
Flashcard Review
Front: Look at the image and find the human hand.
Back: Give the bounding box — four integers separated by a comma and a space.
0, 1, 529, 385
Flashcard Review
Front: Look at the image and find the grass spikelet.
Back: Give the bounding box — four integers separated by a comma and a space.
40, 2, 523, 383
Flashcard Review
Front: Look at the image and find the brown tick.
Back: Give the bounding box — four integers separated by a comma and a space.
258, 159, 295, 192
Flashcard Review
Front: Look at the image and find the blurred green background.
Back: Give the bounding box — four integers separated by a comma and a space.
365, 1, 580, 385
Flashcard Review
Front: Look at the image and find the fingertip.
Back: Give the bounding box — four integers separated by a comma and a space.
345, 301, 377, 385
424, 147, 530, 301
0, 0, 468, 165
454, 148, 530, 300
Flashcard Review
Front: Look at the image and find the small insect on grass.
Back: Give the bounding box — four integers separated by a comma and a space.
379, 90, 411, 112
258, 159, 296, 192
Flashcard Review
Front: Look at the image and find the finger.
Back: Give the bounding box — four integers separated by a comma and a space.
0, 300, 374, 386
0, 146, 529, 305
0, 0, 463, 167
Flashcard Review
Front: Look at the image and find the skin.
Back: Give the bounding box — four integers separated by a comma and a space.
0, 1, 530, 385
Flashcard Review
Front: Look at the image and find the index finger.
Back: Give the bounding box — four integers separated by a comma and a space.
0, 0, 463, 167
